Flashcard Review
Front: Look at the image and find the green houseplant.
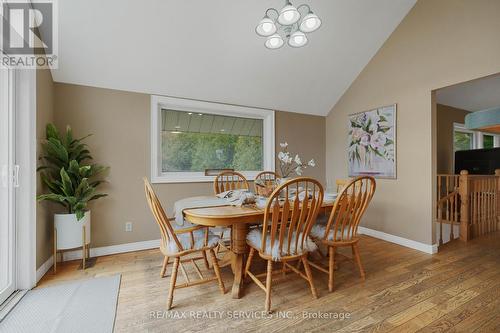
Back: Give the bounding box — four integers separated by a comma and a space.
37, 123, 108, 250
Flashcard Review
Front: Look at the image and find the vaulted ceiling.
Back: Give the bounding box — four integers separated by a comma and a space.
50, 0, 416, 116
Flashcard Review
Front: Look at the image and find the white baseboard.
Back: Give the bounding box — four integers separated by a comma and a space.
36, 239, 161, 282
36, 256, 54, 283
62, 239, 161, 261
358, 226, 438, 254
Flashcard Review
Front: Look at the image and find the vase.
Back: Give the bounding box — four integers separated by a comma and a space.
277, 177, 291, 185
54, 210, 91, 250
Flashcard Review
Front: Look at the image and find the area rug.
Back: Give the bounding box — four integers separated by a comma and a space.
0, 275, 121, 333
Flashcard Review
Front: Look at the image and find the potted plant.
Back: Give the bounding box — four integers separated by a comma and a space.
37, 124, 108, 250
277, 142, 315, 182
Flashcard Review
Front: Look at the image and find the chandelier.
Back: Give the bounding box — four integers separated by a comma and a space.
255, 1, 322, 49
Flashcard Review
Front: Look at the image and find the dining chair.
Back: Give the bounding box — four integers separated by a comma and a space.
213, 171, 250, 251
244, 177, 324, 312
309, 176, 376, 292
214, 170, 250, 194
143, 178, 225, 309
254, 171, 279, 196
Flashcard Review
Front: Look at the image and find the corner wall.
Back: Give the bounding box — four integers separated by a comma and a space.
36, 68, 55, 268
436, 104, 470, 174
325, 0, 500, 245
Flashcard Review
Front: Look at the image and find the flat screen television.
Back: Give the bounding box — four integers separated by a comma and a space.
454, 147, 500, 175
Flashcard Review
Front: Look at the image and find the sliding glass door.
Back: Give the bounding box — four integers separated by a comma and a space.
0, 68, 16, 305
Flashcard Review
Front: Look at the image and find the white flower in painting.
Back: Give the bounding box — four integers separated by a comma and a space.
369, 123, 378, 133
368, 112, 380, 125
295, 166, 303, 175
360, 134, 370, 146
278, 151, 285, 160
279, 142, 288, 148
370, 132, 386, 150
294, 154, 302, 165
308, 159, 316, 167
351, 127, 365, 142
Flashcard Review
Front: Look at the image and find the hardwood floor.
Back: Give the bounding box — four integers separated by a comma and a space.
37, 232, 500, 333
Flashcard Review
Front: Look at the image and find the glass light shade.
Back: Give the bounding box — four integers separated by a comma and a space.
299, 13, 322, 33
288, 31, 308, 47
265, 34, 284, 49
256, 17, 277, 37
278, 4, 300, 25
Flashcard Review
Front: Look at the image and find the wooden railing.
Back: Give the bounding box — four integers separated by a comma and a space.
436, 169, 500, 246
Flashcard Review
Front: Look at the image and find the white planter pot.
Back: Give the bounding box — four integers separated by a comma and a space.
54, 211, 91, 250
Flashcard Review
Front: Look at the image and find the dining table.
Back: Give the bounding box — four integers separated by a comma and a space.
183, 198, 336, 299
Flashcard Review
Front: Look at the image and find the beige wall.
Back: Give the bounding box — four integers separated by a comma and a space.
436, 104, 470, 174
49, 83, 325, 249
36, 68, 55, 268
275, 111, 325, 184
326, 0, 500, 245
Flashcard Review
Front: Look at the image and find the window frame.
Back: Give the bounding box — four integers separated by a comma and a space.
150, 95, 275, 183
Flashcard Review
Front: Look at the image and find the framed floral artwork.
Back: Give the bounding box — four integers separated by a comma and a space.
348, 104, 396, 179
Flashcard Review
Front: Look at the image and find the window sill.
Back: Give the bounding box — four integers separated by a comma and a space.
151, 171, 262, 184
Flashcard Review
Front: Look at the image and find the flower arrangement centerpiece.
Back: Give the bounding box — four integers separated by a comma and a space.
277, 142, 315, 179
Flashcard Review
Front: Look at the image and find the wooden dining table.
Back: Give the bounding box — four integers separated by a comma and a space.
183, 200, 335, 299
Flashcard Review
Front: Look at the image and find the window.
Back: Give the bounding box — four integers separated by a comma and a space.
453, 129, 474, 152
483, 134, 494, 149
453, 123, 500, 152
151, 96, 274, 183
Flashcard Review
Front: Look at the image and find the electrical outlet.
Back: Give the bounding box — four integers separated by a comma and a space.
125, 222, 133, 232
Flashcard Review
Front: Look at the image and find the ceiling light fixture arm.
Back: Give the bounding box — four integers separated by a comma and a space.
265, 8, 279, 20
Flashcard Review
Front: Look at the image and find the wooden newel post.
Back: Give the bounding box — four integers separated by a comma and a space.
459, 170, 470, 241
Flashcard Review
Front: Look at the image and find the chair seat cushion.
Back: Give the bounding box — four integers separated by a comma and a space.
164, 229, 220, 254
310, 224, 354, 241
246, 229, 317, 261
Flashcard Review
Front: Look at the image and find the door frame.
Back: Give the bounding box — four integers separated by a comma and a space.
0, 69, 16, 305
15, 69, 37, 290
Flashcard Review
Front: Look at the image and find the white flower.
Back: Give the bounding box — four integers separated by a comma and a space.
278, 151, 285, 160
360, 134, 370, 146
285, 155, 293, 164
308, 159, 315, 167
295, 166, 303, 175
351, 127, 365, 141
279, 142, 288, 148
294, 154, 302, 165
370, 132, 386, 150
368, 112, 380, 125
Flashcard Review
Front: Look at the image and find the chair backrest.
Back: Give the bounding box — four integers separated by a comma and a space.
143, 177, 183, 251
323, 176, 376, 242
254, 171, 279, 193
213, 171, 249, 194
261, 177, 324, 258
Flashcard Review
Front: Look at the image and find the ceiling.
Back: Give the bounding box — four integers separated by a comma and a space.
50, 0, 416, 116
436, 74, 500, 112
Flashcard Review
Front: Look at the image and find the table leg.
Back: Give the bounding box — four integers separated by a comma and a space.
231, 223, 249, 299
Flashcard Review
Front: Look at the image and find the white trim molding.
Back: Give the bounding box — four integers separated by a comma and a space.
15, 69, 37, 290
358, 226, 438, 254
150, 95, 275, 183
